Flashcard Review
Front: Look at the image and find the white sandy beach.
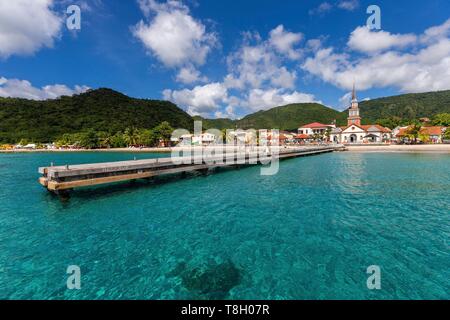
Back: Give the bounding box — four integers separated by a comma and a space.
2, 144, 450, 153
345, 144, 450, 153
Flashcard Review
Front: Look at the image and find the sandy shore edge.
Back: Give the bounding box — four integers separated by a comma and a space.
1, 145, 450, 154
344, 145, 450, 153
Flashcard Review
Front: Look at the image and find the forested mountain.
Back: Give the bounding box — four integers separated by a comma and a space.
0, 88, 193, 143
1, 88, 449, 144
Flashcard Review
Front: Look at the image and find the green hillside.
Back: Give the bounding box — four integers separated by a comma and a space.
192, 116, 236, 130
0, 88, 193, 143
1, 88, 449, 144
196, 103, 346, 131
195, 103, 346, 131
237, 103, 346, 130
359, 90, 450, 122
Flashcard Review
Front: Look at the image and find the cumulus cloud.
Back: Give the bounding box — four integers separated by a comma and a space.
163, 82, 228, 117
176, 66, 208, 84
302, 19, 450, 93
269, 25, 303, 59
421, 18, 450, 43
224, 27, 300, 90
309, 2, 333, 15
348, 27, 417, 53
162, 25, 318, 117
0, 77, 89, 100
243, 88, 318, 112
309, 1, 359, 15
0, 0, 62, 59
133, 0, 216, 83
337, 0, 359, 11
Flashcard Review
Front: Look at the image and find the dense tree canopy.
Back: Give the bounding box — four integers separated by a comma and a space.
0, 88, 192, 143
1, 88, 449, 144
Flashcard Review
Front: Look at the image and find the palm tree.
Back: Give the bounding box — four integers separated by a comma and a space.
97, 131, 112, 148
406, 123, 421, 144
123, 128, 139, 146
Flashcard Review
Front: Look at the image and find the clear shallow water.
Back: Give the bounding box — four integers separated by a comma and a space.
0, 152, 449, 300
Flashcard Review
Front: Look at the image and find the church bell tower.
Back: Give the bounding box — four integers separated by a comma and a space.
347, 83, 361, 126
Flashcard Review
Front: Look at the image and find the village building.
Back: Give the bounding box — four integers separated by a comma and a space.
330, 85, 392, 144
298, 122, 336, 136
176, 132, 217, 146
395, 126, 446, 144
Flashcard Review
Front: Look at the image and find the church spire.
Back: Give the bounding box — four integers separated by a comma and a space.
352, 82, 357, 101
347, 82, 361, 126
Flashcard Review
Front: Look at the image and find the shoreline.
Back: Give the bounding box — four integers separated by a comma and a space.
1, 144, 450, 154
0, 147, 174, 154
344, 144, 450, 153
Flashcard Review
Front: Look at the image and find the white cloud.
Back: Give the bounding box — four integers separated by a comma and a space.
176, 66, 207, 84
162, 25, 319, 117
269, 25, 303, 59
421, 18, 450, 43
338, 92, 352, 110
163, 82, 228, 116
0, 77, 89, 100
224, 28, 298, 90
0, 0, 62, 58
348, 26, 417, 53
309, 1, 359, 15
337, 0, 359, 11
309, 2, 333, 15
303, 40, 450, 93
302, 19, 450, 93
243, 88, 318, 112
133, 0, 216, 83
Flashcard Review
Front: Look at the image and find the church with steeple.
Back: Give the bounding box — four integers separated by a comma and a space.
330, 84, 392, 144
347, 84, 362, 127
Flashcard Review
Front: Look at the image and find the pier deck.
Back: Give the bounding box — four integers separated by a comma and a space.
38, 146, 343, 193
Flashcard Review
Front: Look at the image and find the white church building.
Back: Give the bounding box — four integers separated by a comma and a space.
330, 86, 392, 144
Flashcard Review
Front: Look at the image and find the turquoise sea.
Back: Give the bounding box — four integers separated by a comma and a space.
0, 152, 449, 300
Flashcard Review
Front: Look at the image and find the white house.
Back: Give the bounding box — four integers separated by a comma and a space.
298, 122, 336, 136
177, 133, 217, 146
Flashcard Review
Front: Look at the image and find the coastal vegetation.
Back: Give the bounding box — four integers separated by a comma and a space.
198, 91, 450, 130
53, 122, 174, 149
1, 88, 449, 145
0, 88, 192, 144
359, 90, 450, 123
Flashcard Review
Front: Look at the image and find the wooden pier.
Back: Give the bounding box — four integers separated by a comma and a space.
38, 146, 344, 194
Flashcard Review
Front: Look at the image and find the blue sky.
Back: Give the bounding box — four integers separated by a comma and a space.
1, 0, 450, 119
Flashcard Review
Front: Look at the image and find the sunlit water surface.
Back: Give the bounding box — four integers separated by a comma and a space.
0, 152, 448, 299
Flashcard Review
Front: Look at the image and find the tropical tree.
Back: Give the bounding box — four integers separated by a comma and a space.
110, 132, 127, 148
78, 130, 99, 149
123, 127, 140, 146
443, 129, 450, 140
137, 129, 157, 147
432, 113, 450, 126
375, 117, 404, 129
18, 138, 29, 146
153, 121, 174, 146
97, 131, 112, 148
406, 123, 422, 144
418, 133, 430, 144
56, 133, 79, 147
